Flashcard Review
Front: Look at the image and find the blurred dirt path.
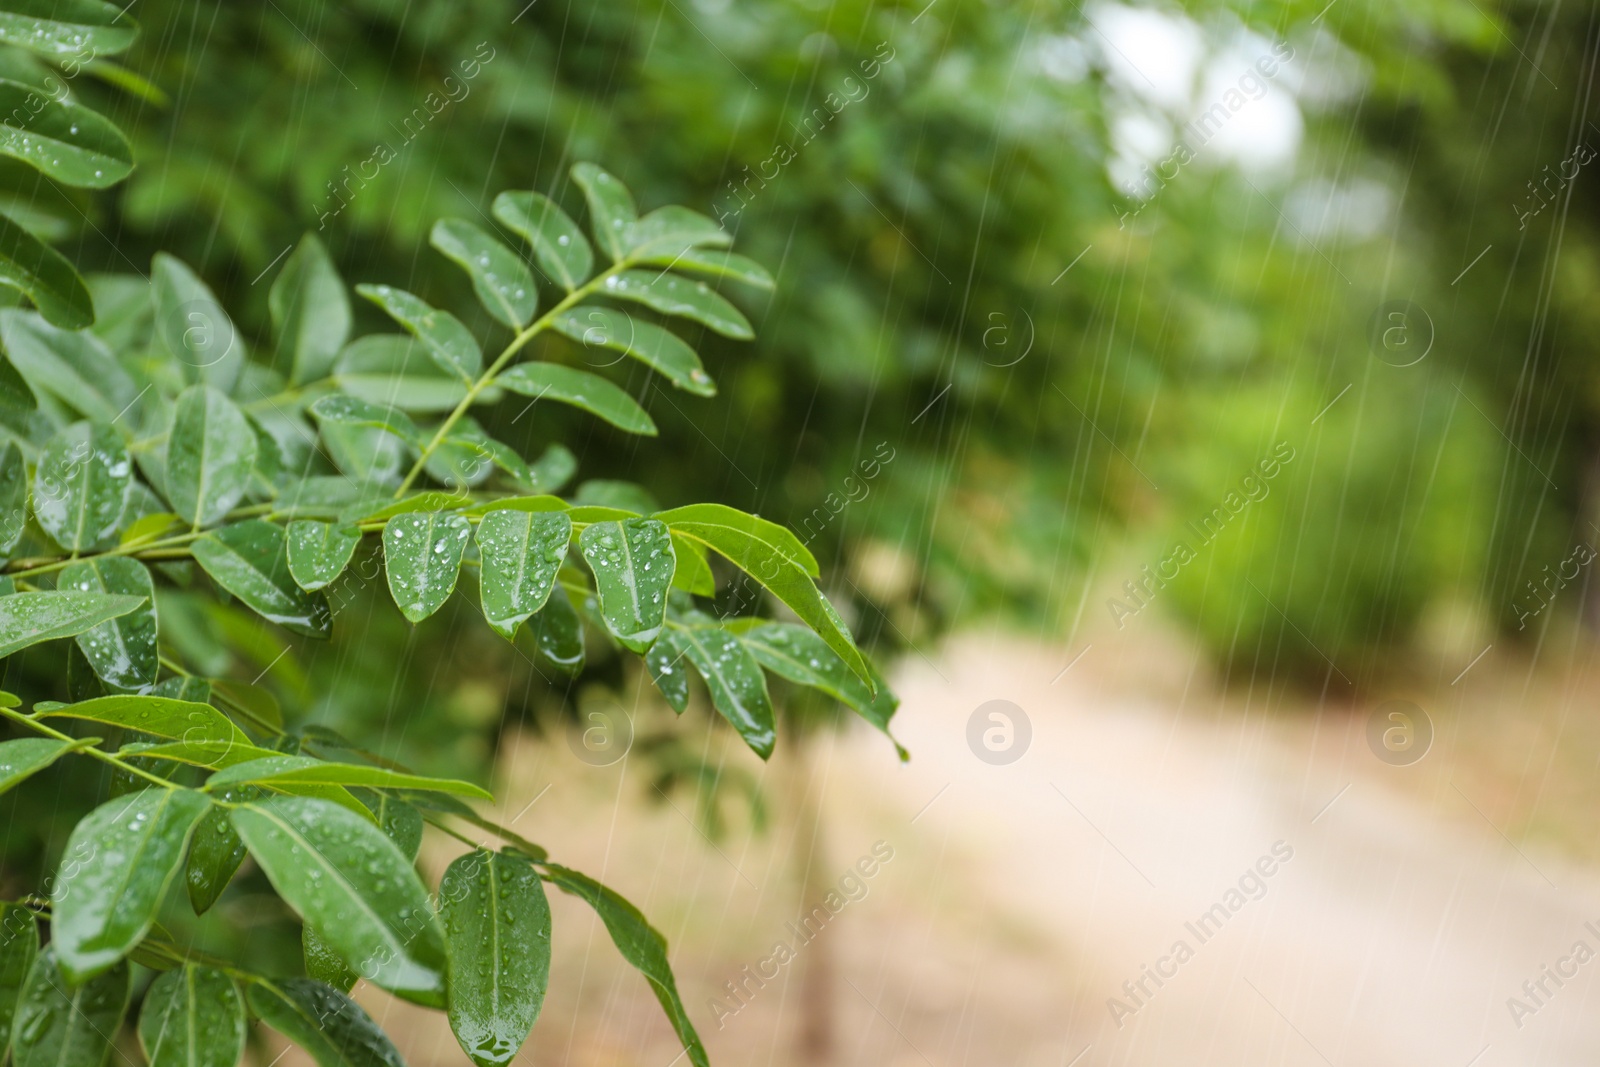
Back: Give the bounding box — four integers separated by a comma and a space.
819, 630, 1600, 1067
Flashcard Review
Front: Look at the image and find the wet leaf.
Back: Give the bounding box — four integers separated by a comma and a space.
185, 785, 257, 914
600, 270, 752, 339
286, 520, 361, 591
495, 362, 656, 436
0, 78, 131, 188
526, 585, 582, 673
492, 191, 592, 291
542, 864, 707, 1067
43, 695, 247, 747
476, 509, 570, 639
382, 510, 470, 622
11, 948, 129, 1067
0, 309, 135, 421
0, 2, 138, 58
442, 850, 550, 1067
248, 979, 404, 1067
137, 966, 245, 1067
0, 737, 90, 796
302, 927, 357, 993
570, 163, 636, 262
578, 518, 674, 652
151, 254, 245, 393
643, 627, 691, 713
207, 754, 491, 799
635, 247, 774, 290
166, 385, 257, 527
59, 557, 157, 688
431, 219, 538, 328
0, 441, 25, 554
191, 520, 333, 638
677, 626, 774, 758
550, 307, 713, 396
623, 206, 729, 260
33, 422, 131, 551
51, 787, 212, 981
0, 591, 144, 658
271, 234, 350, 385
351, 787, 423, 860
740, 622, 905, 759
355, 284, 481, 383
232, 796, 447, 1004
309, 394, 422, 447
333, 335, 473, 412
0, 217, 92, 329
0, 903, 36, 1052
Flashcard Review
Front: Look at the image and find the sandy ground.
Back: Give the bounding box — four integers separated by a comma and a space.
348, 619, 1600, 1067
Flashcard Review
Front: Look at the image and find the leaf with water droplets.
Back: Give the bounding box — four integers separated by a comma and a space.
0, 310, 133, 420
0, 1, 138, 59
491, 190, 592, 291
570, 163, 637, 262
431, 219, 538, 329
137, 966, 245, 1067
643, 627, 691, 713
248, 978, 404, 1067
271, 234, 350, 385
542, 864, 708, 1067
286, 520, 361, 591
0, 78, 131, 188
739, 622, 905, 759
525, 584, 582, 673
623, 206, 730, 261
0, 591, 144, 659
309, 394, 423, 448
602, 270, 752, 339
351, 787, 423, 860
355, 284, 481, 383
669, 533, 715, 596
0, 442, 25, 556
185, 785, 258, 914
51, 787, 212, 981
191, 520, 333, 638
59, 557, 156, 688
207, 754, 491, 799
303, 925, 358, 993
495, 362, 657, 436
442, 850, 550, 1067
0, 737, 91, 796
166, 385, 257, 527
635, 247, 775, 290
0, 903, 36, 1053
0, 219, 92, 329
333, 335, 478, 412
232, 796, 447, 1004
152, 254, 246, 393
12, 948, 128, 1067
34, 422, 130, 551
382, 510, 470, 623
476, 509, 570, 640
578, 518, 674, 653
550, 307, 714, 396
676, 625, 775, 758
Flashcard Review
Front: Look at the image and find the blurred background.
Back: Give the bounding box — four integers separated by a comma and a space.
12, 0, 1600, 1062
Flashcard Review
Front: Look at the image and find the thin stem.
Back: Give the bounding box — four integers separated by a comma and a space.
0, 707, 175, 790
393, 263, 629, 497
5, 529, 205, 579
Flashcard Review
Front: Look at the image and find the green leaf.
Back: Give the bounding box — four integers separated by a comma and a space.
320, 423, 404, 486
0, 441, 24, 555
0, 591, 143, 658
442, 850, 550, 1067
351, 787, 423, 860
355, 284, 481, 383
167, 385, 256, 527
59, 557, 156, 688
134, 738, 277, 770
643, 627, 690, 713
309, 394, 422, 447
207, 754, 491, 799
676, 625, 775, 758
11, 949, 129, 1067
542, 864, 707, 1067
0, 215, 92, 328
286, 520, 361, 591
191, 520, 333, 638
0, 737, 90, 795
476, 509, 570, 640
526, 585, 582, 673
0, 79, 131, 188
51, 787, 212, 981
344, 490, 470, 524
382, 510, 471, 622
574, 480, 658, 515
151, 253, 245, 393
41, 694, 247, 746
495, 362, 657, 436
526, 442, 577, 494
740, 622, 904, 758
604, 270, 752, 339
303, 926, 358, 993
550, 306, 714, 396
0, 310, 134, 421
491, 191, 592, 291
137, 967, 245, 1067
637, 247, 775, 290
333, 335, 489, 412
430, 219, 538, 329
570, 163, 637, 262
271, 234, 350, 385
34, 422, 130, 551
247, 979, 403, 1067
578, 518, 674, 653
0, 904, 36, 1053
275, 475, 388, 521
425, 417, 526, 489
232, 796, 447, 1003
669, 533, 715, 595
185, 786, 257, 914
0, 2, 138, 58
624, 206, 730, 260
